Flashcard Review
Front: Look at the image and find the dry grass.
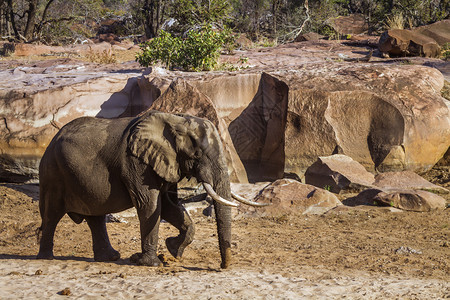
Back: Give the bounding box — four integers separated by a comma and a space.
85, 48, 117, 64
385, 14, 405, 30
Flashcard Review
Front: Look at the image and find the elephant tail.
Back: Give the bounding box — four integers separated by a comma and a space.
36, 226, 42, 244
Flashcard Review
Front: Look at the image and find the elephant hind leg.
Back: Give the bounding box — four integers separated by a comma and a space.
161, 192, 195, 259
37, 197, 65, 260
85, 215, 120, 262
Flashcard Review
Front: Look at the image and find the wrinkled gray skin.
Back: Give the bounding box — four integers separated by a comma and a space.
37, 110, 233, 268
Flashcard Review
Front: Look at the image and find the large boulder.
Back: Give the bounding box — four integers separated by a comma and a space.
294, 32, 325, 42
277, 64, 449, 177
379, 29, 441, 57
373, 171, 449, 195
378, 20, 450, 58
343, 188, 447, 211
148, 79, 248, 183
373, 189, 447, 212
325, 14, 368, 36
305, 154, 375, 193
241, 179, 342, 217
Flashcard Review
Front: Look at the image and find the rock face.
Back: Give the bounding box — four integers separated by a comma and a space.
241, 179, 342, 216
278, 64, 449, 177
0, 62, 142, 182
378, 20, 450, 58
148, 79, 248, 183
305, 155, 375, 193
1, 41, 449, 183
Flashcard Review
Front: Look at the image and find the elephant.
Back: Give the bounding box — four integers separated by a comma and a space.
36, 110, 265, 269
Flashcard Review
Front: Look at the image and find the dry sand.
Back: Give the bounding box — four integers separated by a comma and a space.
0, 183, 449, 299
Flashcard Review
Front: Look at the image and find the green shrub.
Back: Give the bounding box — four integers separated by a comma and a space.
136, 25, 233, 71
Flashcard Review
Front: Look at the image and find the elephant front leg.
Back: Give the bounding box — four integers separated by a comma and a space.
130, 189, 162, 267
162, 192, 195, 260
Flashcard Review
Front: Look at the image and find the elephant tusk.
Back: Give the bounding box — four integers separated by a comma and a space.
202, 183, 238, 207
231, 192, 271, 207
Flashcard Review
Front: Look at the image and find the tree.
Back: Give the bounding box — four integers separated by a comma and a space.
143, 0, 166, 38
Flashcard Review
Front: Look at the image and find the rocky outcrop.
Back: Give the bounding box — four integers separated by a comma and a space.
148, 79, 248, 183
279, 64, 449, 177
0, 63, 142, 182
305, 155, 375, 193
13, 42, 116, 57
240, 179, 342, 217
1, 40, 449, 183
378, 20, 450, 58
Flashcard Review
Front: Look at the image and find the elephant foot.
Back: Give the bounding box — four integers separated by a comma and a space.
94, 248, 120, 262
36, 251, 55, 260
165, 236, 188, 259
130, 252, 161, 267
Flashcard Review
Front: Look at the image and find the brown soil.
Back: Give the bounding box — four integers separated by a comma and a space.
0, 173, 449, 298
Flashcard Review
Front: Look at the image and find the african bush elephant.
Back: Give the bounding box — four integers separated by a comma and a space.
37, 110, 264, 268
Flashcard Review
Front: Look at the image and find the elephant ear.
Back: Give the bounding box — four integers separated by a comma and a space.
128, 112, 182, 183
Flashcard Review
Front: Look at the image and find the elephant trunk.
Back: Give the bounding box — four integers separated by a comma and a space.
213, 173, 232, 269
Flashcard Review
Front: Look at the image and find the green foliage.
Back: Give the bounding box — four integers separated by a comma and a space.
136, 25, 233, 71
171, 0, 232, 27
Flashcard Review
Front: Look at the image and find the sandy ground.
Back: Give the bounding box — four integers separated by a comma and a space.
0, 178, 449, 300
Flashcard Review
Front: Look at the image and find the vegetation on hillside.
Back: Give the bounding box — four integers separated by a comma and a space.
1, 0, 448, 45
1, 1, 448, 69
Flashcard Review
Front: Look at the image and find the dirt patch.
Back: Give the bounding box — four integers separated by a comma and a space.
0, 179, 448, 298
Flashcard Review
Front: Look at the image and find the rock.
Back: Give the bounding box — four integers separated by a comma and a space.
235, 34, 253, 49
13, 43, 65, 56
94, 33, 120, 44
378, 20, 450, 58
280, 64, 449, 177
0, 62, 142, 182
341, 188, 383, 207
435, 147, 450, 166
394, 246, 422, 255
374, 189, 446, 212
58, 288, 71, 296
414, 19, 450, 46
325, 14, 368, 36
373, 171, 449, 195
294, 32, 325, 42
13, 42, 113, 57
149, 78, 248, 183
231, 182, 271, 200
343, 187, 446, 211
305, 155, 375, 193
1, 42, 449, 183
241, 179, 342, 217
228, 73, 289, 182
378, 29, 441, 58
